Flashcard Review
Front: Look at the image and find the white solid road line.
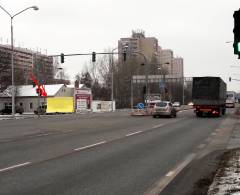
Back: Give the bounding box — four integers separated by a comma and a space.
144, 153, 196, 195
74, 141, 106, 151
152, 124, 165, 129
126, 131, 143, 137
0, 162, 31, 173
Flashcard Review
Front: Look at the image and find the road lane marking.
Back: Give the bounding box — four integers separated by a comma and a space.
144, 153, 196, 195
166, 170, 175, 177
211, 132, 217, 136
178, 109, 192, 113
152, 124, 165, 129
0, 162, 31, 173
205, 137, 212, 142
74, 141, 106, 151
126, 131, 142, 137
197, 144, 206, 149
36, 133, 51, 137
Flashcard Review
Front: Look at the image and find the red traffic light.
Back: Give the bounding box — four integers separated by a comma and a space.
92, 52, 96, 62
60, 53, 64, 63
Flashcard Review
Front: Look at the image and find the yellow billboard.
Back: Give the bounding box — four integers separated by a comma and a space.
47, 97, 74, 113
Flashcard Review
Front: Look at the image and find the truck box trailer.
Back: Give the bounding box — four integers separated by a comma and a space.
192, 77, 226, 117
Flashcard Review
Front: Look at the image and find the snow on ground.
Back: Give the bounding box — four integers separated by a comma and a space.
208, 149, 240, 195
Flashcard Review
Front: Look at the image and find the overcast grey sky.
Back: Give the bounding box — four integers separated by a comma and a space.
0, 0, 240, 91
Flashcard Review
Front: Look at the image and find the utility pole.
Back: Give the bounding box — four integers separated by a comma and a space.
182, 77, 185, 105
35, 53, 40, 118
131, 78, 133, 111
111, 48, 118, 111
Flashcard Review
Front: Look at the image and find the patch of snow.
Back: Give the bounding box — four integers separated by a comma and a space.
1, 84, 64, 97
208, 150, 240, 195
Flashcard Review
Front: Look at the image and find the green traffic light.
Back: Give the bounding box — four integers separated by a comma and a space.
238, 42, 240, 52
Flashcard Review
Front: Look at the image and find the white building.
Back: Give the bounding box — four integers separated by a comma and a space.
0, 84, 84, 113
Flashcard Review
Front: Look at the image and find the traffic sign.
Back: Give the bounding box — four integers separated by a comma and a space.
137, 103, 144, 109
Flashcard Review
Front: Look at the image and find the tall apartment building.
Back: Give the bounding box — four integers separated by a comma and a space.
159, 49, 173, 75
118, 30, 159, 63
117, 30, 184, 78
172, 57, 184, 78
159, 49, 184, 78
0, 44, 54, 91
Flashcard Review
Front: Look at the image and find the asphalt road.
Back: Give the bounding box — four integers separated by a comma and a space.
0, 109, 235, 195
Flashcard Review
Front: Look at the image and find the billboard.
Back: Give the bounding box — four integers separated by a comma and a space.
75, 89, 92, 112
47, 97, 74, 113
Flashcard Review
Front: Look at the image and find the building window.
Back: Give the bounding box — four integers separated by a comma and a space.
30, 103, 33, 109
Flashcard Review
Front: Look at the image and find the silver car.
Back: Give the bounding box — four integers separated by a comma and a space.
153, 101, 177, 118
173, 101, 181, 111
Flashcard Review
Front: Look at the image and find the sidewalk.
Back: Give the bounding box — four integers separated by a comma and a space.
0, 113, 36, 120
207, 113, 240, 195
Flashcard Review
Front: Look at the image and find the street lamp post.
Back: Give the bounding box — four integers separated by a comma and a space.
182, 77, 185, 105
111, 48, 118, 111
130, 51, 148, 103
157, 62, 170, 100
0, 5, 39, 117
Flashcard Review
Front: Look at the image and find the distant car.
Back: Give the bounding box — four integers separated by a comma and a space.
173, 102, 181, 111
225, 99, 235, 108
173, 102, 181, 107
188, 102, 194, 106
0, 106, 24, 115
152, 101, 177, 118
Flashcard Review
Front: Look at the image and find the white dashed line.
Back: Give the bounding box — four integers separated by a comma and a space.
74, 141, 106, 151
205, 137, 211, 142
152, 124, 165, 129
166, 171, 175, 177
0, 162, 31, 173
126, 131, 142, 137
211, 132, 217, 136
36, 133, 51, 137
197, 144, 206, 149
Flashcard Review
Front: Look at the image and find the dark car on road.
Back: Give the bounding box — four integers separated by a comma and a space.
0, 106, 24, 115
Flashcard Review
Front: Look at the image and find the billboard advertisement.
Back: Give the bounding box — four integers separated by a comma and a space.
75, 89, 92, 112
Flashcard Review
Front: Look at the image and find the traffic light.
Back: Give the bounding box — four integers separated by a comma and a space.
165, 87, 168, 94
233, 9, 240, 55
92, 52, 96, 62
60, 53, 64, 63
143, 85, 146, 94
229, 77, 232, 82
123, 52, 127, 61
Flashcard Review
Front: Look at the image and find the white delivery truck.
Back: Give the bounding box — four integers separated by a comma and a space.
226, 91, 236, 108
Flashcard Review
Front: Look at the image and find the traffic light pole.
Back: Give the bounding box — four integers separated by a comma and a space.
35, 54, 40, 118
233, 9, 240, 56
51, 51, 141, 111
